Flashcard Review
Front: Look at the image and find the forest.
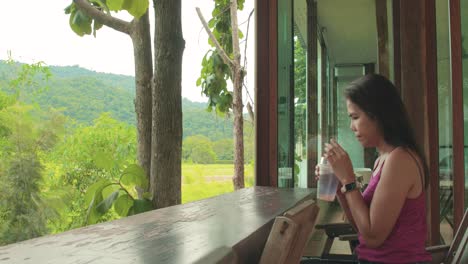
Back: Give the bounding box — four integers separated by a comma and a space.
0, 60, 254, 245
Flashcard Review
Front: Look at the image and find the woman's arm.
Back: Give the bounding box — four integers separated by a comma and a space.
340, 148, 417, 248
335, 185, 358, 231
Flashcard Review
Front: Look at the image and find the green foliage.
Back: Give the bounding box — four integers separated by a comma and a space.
0, 105, 66, 244
3, 55, 51, 101
46, 113, 138, 229
213, 138, 234, 160
183, 135, 217, 164
84, 162, 152, 225
196, 0, 245, 114
65, 0, 149, 37
0, 60, 66, 245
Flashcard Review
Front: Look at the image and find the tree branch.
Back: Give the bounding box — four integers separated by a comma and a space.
73, 0, 132, 35
243, 9, 254, 70
195, 7, 234, 67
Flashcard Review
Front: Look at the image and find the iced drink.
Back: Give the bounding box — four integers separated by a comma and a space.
317, 157, 339, 201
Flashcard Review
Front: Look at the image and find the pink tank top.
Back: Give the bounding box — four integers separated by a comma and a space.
356, 164, 432, 263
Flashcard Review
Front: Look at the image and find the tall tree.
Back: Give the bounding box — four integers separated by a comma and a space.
65, 0, 184, 208
196, 0, 252, 190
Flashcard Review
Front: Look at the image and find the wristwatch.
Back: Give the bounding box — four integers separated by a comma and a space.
340, 181, 360, 194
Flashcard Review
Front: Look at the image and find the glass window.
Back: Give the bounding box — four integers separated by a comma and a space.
278, 0, 294, 187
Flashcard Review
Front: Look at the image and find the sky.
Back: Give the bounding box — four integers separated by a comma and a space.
0, 0, 255, 103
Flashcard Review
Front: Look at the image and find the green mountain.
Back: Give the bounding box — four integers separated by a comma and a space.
0, 61, 235, 141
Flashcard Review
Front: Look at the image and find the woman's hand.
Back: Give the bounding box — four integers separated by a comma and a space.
323, 139, 356, 185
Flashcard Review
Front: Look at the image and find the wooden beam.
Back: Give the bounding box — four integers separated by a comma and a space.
255, 0, 278, 187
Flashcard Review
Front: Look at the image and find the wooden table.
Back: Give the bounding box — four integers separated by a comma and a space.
0, 187, 314, 264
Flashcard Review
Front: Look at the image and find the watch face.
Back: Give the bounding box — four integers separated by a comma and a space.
342, 182, 357, 193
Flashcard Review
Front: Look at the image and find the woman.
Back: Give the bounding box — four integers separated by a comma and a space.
317, 74, 432, 263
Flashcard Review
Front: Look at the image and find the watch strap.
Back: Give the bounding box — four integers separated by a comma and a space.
341, 181, 360, 194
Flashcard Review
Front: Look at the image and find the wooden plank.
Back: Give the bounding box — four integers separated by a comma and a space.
0, 187, 314, 264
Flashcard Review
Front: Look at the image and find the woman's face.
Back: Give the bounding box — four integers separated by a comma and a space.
346, 99, 383, 148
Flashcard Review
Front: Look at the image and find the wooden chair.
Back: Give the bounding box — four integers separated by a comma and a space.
303, 209, 468, 264
427, 208, 468, 264
259, 199, 320, 264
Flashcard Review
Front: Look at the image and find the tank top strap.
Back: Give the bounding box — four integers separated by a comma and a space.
403, 148, 425, 187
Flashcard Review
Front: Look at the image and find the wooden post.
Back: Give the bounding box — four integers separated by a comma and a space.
255, 0, 278, 187
375, 0, 390, 78
307, 0, 318, 188
399, 0, 439, 245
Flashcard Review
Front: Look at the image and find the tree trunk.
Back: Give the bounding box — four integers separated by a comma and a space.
130, 11, 153, 184
151, 0, 185, 208
232, 68, 245, 189
230, 0, 244, 190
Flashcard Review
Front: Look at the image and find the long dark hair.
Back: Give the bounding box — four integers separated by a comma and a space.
344, 74, 429, 187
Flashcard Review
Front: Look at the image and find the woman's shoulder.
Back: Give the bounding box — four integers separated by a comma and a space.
384, 147, 421, 178
387, 147, 420, 164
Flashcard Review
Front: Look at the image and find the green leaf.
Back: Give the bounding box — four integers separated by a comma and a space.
121, 164, 148, 189
142, 192, 152, 200
96, 190, 120, 214
208, 19, 216, 28
84, 179, 111, 224
122, 0, 149, 19
106, 0, 125, 11
238, 30, 244, 39
64, 3, 74, 14
102, 184, 120, 199
70, 9, 92, 36
128, 199, 153, 215
93, 150, 113, 171
114, 194, 134, 216
84, 179, 112, 206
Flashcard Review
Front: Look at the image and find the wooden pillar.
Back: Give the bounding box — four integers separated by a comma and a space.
392, 0, 401, 93
255, 0, 278, 187
449, 0, 465, 231
375, 0, 389, 78
321, 41, 328, 144
399, 0, 439, 245
307, 0, 318, 188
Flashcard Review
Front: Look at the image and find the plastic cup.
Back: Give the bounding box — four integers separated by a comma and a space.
317, 158, 339, 201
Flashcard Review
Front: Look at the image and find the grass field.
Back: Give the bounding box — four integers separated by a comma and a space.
181, 163, 255, 203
